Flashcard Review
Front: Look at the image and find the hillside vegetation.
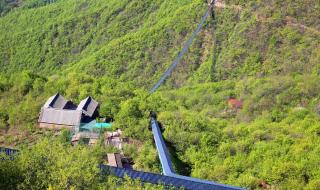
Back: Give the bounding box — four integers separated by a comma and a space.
0, 0, 319, 189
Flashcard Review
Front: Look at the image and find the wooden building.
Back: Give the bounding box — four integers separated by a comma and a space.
105, 129, 128, 150
38, 93, 99, 130
107, 153, 123, 168
38, 109, 82, 130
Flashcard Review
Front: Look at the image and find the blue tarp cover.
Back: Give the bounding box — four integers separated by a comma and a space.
95, 122, 111, 128
80, 120, 112, 131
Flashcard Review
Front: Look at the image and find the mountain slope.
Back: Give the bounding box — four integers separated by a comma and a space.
0, 0, 319, 189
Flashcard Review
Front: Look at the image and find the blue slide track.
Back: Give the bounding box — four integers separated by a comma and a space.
101, 165, 243, 190
150, 117, 175, 176
1, 1, 244, 189
150, 5, 211, 93
149, 117, 244, 190
0, 147, 19, 156
1, 146, 243, 189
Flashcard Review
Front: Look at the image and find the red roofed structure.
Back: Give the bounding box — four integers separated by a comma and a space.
227, 98, 243, 109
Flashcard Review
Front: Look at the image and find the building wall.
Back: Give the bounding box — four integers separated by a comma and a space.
107, 153, 123, 168
39, 123, 74, 131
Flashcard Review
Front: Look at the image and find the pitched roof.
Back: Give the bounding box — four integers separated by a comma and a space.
38, 108, 82, 126
107, 153, 123, 168
77, 96, 99, 117
227, 98, 243, 109
43, 93, 68, 109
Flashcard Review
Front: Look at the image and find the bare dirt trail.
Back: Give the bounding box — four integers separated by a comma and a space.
286, 16, 320, 35
214, 0, 242, 10
215, 0, 319, 35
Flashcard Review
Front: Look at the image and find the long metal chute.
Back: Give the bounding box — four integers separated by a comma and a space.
150, 6, 212, 93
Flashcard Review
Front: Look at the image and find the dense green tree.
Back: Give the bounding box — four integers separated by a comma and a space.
0, 0, 319, 189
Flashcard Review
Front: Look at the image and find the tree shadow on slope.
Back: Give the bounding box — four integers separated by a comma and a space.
157, 122, 191, 176
166, 140, 192, 176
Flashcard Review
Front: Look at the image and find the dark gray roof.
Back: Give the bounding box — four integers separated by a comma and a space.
77, 97, 99, 117
43, 93, 68, 109
38, 108, 82, 126
43, 93, 77, 110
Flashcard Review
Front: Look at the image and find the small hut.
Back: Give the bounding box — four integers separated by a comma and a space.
105, 129, 128, 149
227, 98, 243, 109
107, 153, 123, 168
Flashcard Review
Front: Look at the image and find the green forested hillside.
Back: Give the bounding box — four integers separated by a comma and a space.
0, 0, 319, 189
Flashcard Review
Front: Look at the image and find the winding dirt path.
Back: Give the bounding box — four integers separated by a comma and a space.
214, 0, 242, 10
286, 16, 320, 35
215, 0, 319, 35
